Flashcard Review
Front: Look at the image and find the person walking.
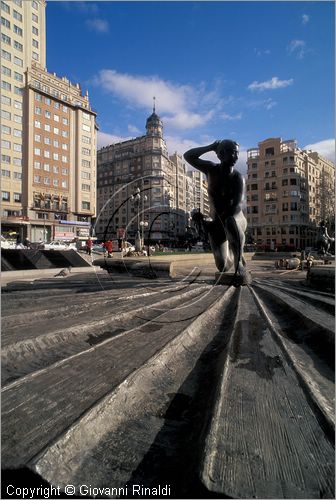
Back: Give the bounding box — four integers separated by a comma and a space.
103, 239, 113, 258
86, 237, 93, 256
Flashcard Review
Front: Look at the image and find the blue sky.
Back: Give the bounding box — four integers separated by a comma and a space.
46, 1, 335, 171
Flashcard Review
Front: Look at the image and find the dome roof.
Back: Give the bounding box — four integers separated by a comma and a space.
146, 112, 162, 126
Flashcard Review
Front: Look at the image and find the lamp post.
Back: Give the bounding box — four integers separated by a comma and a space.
139, 220, 148, 248
131, 187, 147, 251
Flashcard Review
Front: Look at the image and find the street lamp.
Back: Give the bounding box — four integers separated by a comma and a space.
131, 187, 147, 251
139, 220, 148, 248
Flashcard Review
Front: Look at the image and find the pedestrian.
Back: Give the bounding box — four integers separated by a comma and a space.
103, 239, 113, 258
23, 238, 30, 248
86, 237, 93, 256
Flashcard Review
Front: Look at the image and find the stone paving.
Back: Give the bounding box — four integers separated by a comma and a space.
1, 260, 334, 499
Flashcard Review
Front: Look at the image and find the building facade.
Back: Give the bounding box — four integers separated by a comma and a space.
96, 110, 209, 244
246, 137, 335, 250
1, 0, 97, 242
1, 0, 46, 237
24, 64, 97, 242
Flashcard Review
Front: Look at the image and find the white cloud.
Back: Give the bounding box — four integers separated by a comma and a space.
220, 112, 242, 121
93, 69, 225, 130
248, 76, 294, 92
254, 48, 271, 57
97, 131, 131, 149
304, 139, 335, 162
302, 14, 310, 25
86, 19, 109, 33
288, 39, 306, 59
128, 124, 141, 135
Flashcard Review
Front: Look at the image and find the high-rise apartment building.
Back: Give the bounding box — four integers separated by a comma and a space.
1, 0, 97, 242
96, 109, 209, 244
246, 137, 335, 250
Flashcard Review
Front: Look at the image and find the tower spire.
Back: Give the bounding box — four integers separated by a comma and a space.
153, 96, 156, 114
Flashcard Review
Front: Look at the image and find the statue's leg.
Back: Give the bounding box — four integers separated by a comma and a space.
207, 220, 233, 272
225, 213, 248, 277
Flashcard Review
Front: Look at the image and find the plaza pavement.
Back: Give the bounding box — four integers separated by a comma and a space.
1, 253, 334, 499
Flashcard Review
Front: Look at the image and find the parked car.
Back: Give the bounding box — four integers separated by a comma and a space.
43, 240, 76, 251
0, 235, 15, 249
92, 244, 106, 253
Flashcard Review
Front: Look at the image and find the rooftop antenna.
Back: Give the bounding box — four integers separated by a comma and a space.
153, 96, 156, 113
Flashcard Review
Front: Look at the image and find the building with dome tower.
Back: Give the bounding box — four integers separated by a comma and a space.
96, 103, 209, 245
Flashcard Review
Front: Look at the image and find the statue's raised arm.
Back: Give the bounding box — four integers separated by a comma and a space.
183, 141, 220, 174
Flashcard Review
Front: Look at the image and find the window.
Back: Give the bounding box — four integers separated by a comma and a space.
13, 157, 21, 166
35, 94, 42, 103
45, 97, 51, 105
62, 105, 68, 113
2, 191, 10, 201
61, 180, 67, 188
54, 114, 59, 122
1, 154, 10, 163
53, 140, 59, 148
14, 114, 22, 124
82, 148, 91, 156
13, 171, 22, 179
32, 51, 38, 60
2, 169, 10, 177
13, 24, 22, 36
54, 102, 60, 109
53, 166, 59, 174
14, 100, 22, 109
61, 155, 67, 163
82, 135, 91, 144
81, 171, 91, 179
1, 95, 12, 106
32, 13, 38, 22
35, 106, 41, 115
13, 0, 22, 6
13, 129, 21, 137
32, 0, 38, 9
1, 124, 10, 134
282, 203, 288, 211
61, 130, 68, 138
34, 160, 41, 169
1, 16, 10, 28
1, 64, 11, 76
34, 175, 41, 183
43, 164, 50, 172
14, 40, 23, 51
1, 80, 11, 91
82, 159, 91, 168
53, 179, 59, 187
14, 86, 22, 95
32, 26, 38, 35
61, 143, 68, 150
53, 153, 59, 160
62, 117, 68, 125
82, 184, 91, 192
44, 177, 51, 185
35, 120, 41, 128
62, 168, 68, 175
82, 201, 91, 210
14, 192, 21, 202
44, 150, 50, 158
290, 202, 298, 211
44, 124, 51, 132
32, 39, 38, 48
1, 48, 11, 60
290, 178, 297, 185
34, 133, 41, 142
82, 124, 91, 132
1, 109, 10, 120
54, 127, 59, 134
14, 71, 23, 81
44, 137, 50, 145
45, 110, 51, 118
34, 148, 41, 155
1, 140, 10, 149
1, 2, 10, 14
265, 147, 274, 156
2, 33, 11, 45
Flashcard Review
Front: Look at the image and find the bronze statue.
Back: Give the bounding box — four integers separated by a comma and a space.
184, 140, 250, 284
317, 220, 334, 256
